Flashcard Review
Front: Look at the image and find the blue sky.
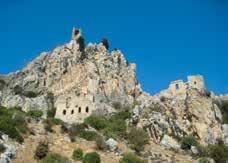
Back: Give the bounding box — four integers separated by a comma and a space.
0, 0, 227, 95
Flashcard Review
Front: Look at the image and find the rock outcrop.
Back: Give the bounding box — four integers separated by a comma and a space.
0, 28, 142, 122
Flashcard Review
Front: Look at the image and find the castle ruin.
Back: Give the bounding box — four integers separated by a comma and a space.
168, 75, 205, 96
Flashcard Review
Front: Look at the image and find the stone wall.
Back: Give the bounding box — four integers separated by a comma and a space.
55, 95, 96, 123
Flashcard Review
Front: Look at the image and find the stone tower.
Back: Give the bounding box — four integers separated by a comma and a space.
187, 75, 205, 90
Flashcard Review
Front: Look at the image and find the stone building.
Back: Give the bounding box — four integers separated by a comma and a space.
55, 95, 96, 123
168, 75, 205, 96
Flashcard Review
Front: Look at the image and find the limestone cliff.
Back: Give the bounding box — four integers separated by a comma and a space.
0, 28, 142, 118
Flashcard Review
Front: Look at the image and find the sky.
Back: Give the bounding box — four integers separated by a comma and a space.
0, 0, 227, 95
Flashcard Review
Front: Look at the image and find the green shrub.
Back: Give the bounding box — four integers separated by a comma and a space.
41, 153, 70, 163
220, 100, 228, 124
206, 142, 228, 163
83, 152, 101, 163
103, 118, 127, 139
0, 119, 24, 143
84, 116, 107, 130
51, 118, 62, 125
127, 127, 149, 153
77, 36, 85, 52
198, 157, 211, 163
180, 136, 198, 150
0, 107, 26, 143
72, 148, 84, 161
111, 110, 131, 121
120, 153, 145, 163
27, 110, 43, 119
23, 91, 39, 98
68, 123, 87, 136
79, 131, 98, 141
0, 144, 5, 153
34, 142, 49, 160
47, 108, 56, 118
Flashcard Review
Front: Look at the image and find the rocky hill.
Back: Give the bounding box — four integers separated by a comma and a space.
0, 28, 228, 163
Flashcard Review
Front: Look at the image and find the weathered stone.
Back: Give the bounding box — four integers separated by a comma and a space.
191, 146, 199, 155
160, 135, 180, 149
105, 138, 118, 151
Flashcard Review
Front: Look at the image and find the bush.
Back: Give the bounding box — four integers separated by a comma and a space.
47, 108, 56, 118
72, 148, 84, 161
79, 131, 98, 141
120, 153, 145, 163
101, 38, 109, 50
220, 100, 228, 124
180, 136, 198, 150
77, 36, 85, 52
84, 110, 131, 139
0, 118, 24, 143
0, 107, 26, 143
23, 91, 39, 98
27, 110, 43, 119
127, 127, 149, 153
84, 116, 107, 130
34, 142, 49, 160
41, 153, 70, 163
198, 157, 211, 163
0, 144, 5, 153
83, 152, 101, 163
68, 123, 87, 136
206, 142, 228, 163
51, 118, 62, 125
96, 135, 107, 150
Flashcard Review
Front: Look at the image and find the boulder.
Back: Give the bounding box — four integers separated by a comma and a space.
105, 138, 118, 152
160, 135, 180, 149
191, 146, 199, 155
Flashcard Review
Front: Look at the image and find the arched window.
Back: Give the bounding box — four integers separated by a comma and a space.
175, 84, 179, 90
63, 110, 66, 115
86, 106, 89, 113
78, 107, 81, 113
71, 110, 74, 114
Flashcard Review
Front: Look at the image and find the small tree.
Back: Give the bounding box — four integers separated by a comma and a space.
127, 127, 149, 153
77, 36, 85, 52
180, 135, 198, 150
101, 38, 109, 50
72, 148, 84, 161
83, 152, 101, 163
